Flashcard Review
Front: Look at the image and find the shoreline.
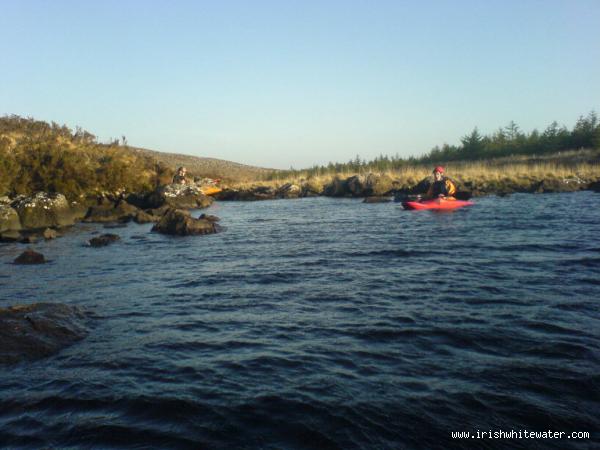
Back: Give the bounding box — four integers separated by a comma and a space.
1, 181, 599, 242
216, 169, 600, 201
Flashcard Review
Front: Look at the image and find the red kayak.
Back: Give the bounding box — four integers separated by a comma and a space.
402, 198, 474, 210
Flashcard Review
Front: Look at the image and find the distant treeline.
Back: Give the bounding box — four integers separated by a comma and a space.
0, 115, 172, 198
266, 111, 600, 179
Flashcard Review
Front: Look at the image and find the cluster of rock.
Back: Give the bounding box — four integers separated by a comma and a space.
459, 176, 593, 197
215, 176, 399, 201
2, 184, 222, 364
0, 193, 86, 242
213, 173, 600, 202
4, 175, 595, 239
216, 182, 308, 201
152, 210, 221, 235
323, 174, 397, 197
0, 184, 216, 241
130, 183, 213, 210
84, 184, 213, 224
213, 174, 428, 201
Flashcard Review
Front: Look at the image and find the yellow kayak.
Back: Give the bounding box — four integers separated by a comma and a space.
200, 186, 222, 196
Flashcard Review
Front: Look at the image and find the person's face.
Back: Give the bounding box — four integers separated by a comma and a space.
434, 171, 442, 181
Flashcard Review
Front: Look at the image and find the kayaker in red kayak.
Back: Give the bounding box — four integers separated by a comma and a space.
425, 166, 456, 199
403, 166, 472, 210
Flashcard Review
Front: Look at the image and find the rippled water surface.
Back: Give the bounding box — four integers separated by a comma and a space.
1, 193, 599, 449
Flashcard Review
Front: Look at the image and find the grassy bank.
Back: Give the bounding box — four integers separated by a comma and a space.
227, 150, 600, 194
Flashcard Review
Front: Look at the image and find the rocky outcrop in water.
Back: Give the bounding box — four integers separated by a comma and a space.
43, 228, 58, 239
11, 192, 86, 230
152, 209, 221, 236
133, 210, 160, 224
530, 177, 589, 193
455, 177, 590, 197
363, 196, 392, 203
198, 213, 220, 222
84, 199, 140, 223
88, 234, 121, 247
215, 186, 277, 201
0, 231, 21, 242
0, 303, 88, 364
216, 182, 320, 201
323, 173, 396, 197
275, 183, 302, 199
14, 249, 46, 264
1, 193, 87, 240
0, 204, 21, 234
144, 184, 213, 209
300, 180, 322, 197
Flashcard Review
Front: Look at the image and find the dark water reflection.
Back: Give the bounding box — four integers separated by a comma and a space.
1, 193, 599, 449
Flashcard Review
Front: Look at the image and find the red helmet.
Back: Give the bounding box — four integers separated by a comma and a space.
433, 166, 445, 174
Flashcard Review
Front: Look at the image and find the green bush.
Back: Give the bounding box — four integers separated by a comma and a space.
0, 116, 167, 199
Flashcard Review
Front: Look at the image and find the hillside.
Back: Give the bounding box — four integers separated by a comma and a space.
129, 147, 273, 182
0, 115, 274, 198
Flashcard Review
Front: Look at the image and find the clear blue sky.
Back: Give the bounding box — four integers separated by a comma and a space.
1, 0, 599, 169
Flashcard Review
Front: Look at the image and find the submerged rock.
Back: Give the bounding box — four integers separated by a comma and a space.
14, 249, 46, 264
0, 303, 88, 364
152, 209, 221, 236
88, 234, 121, 247
363, 196, 392, 203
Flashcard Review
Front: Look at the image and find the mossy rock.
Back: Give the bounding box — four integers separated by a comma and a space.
0, 205, 21, 233
12, 193, 78, 230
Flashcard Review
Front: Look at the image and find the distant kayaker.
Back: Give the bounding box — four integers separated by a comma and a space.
426, 166, 456, 199
172, 167, 188, 185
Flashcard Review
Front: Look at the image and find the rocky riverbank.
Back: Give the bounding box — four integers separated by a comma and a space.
214, 173, 599, 202
1, 184, 223, 364
0, 183, 217, 242
2, 174, 599, 239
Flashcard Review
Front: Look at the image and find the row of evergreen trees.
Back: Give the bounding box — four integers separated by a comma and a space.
0, 115, 171, 199
267, 112, 600, 179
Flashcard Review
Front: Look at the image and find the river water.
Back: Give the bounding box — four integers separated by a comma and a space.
1, 193, 599, 449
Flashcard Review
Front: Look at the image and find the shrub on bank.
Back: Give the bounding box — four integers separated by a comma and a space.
0, 116, 171, 199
